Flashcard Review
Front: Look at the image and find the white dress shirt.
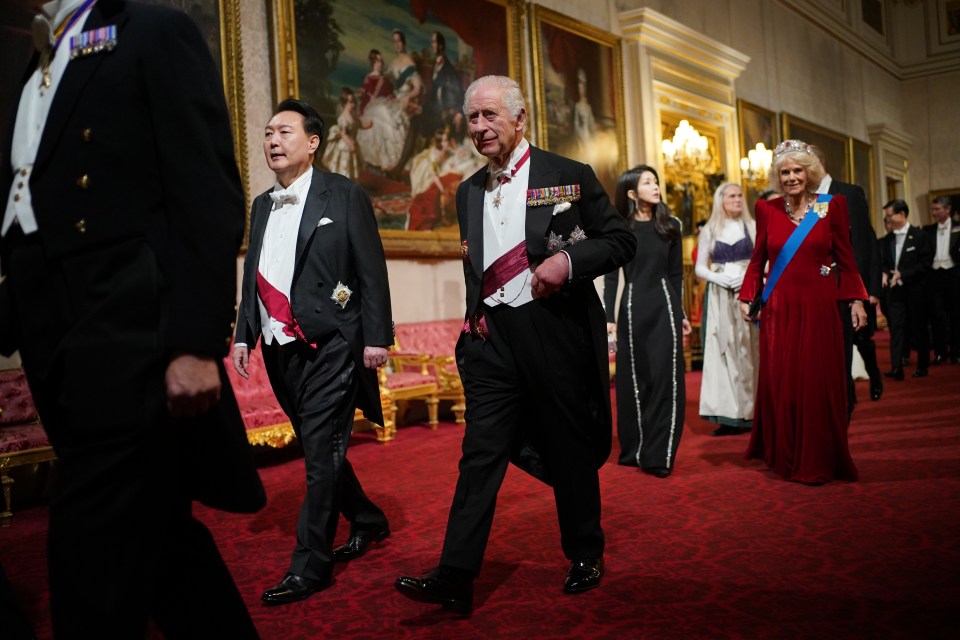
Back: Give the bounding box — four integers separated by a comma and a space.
3, 0, 93, 236
893, 225, 908, 271
257, 170, 313, 345
932, 220, 955, 270
483, 139, 534, 308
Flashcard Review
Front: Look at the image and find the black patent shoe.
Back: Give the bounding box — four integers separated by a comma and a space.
642, 466, 671, 478
870, 379, 883, 401
333, 526, 390, 562
261, 573, 331, 605
912, 368, 928, 378
884, 367, 904, 381
712, 425, 749, 436
563, 558, 604, 594
395, 566, 474, 614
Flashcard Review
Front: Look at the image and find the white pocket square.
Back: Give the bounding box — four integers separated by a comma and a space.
552, 202, 572, 215
318, 217, 334, 227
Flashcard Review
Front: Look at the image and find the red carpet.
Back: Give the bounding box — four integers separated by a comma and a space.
2, 333, 959, 639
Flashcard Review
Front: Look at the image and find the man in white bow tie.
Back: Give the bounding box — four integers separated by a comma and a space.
233, 98, 395, 605
880, 199, 933, 379
396, 75, 635, 614
1, 0, 265, 637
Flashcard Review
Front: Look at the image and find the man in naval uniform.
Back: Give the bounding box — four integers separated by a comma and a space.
1, 0, 265, 636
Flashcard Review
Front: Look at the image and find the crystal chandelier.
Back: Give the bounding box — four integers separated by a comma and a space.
661, 120, 712, 177
739, 142, 772, 192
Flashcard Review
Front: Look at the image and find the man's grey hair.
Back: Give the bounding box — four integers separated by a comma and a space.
462, 75, 526, 120
933, 196, 954, 211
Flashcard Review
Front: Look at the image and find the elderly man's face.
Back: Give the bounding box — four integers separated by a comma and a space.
931, 202, 951, 224
465, 83, 524, 167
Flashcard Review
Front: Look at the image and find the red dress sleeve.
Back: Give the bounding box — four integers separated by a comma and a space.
827, 194, 869, 301
739, 198, 769, 303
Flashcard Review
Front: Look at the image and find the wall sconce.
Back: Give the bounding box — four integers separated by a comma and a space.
739, 142, 772, 192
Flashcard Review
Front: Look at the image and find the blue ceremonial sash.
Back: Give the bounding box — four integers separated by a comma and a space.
761, 193, 832, 304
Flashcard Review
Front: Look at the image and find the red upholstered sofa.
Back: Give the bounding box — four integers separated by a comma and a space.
0, 368, 55, 527
383, 320, 465, 429
224, 347, 397, 445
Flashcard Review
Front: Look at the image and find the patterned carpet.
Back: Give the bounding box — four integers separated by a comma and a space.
2, 333, 959, 639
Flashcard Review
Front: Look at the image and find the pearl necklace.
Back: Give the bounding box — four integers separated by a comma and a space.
784, 193, 814, 223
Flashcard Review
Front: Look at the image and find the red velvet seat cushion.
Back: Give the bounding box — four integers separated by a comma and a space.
382, 371, 435, 390
0, 423, 49, 454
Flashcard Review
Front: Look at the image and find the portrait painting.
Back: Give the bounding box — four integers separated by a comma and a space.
781, 113, 850, 182
530, 4, 625, 198
273, 0, 521, 256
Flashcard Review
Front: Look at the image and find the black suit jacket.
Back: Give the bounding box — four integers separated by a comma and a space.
828, 178, 881, 297
881, 224, 933, 285
922, 218, 960, 266
455, 145, 635, 465
0, 0, 264, 513
236, 167, 394, 424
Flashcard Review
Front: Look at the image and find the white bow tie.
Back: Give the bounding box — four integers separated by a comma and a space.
270, 189, 299, 207
893, 227, 908, 236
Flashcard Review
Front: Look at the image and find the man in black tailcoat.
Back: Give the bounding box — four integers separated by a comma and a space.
922, 196, 960, 364
396, 75, 635, 614
880, 199, 933, 380
811, 146, 883, 407
233, 98, 394, 606
1, 0, 265, 636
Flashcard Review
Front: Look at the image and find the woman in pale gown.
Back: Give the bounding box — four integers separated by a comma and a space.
387, 29, 424, 176
695, 183, 760, 435
321, 87, 365, 179
356, 49, 408, 173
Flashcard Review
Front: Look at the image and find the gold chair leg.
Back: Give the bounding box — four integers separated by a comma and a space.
1, 471, 14, 527
426, 395, 439, 430
452, 394, 466, 425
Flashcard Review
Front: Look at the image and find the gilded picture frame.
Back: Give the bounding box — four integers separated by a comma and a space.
736, 99, 778, 200
270, 0, 523, 258
781, 113, 851, 182
529, 4, 626, 198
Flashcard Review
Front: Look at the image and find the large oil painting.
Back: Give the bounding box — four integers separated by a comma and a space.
781, 113, 850, 182
272, 0, 522, 257
529, 4, 625, 198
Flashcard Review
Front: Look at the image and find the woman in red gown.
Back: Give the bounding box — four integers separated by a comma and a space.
738, 140, 868, 484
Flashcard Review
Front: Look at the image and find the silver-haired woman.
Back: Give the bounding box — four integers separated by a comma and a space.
738, 140, 868, 484
695, 182, 759, 436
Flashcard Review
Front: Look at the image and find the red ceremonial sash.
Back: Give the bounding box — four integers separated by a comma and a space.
256, 270, 313, 346
480, 241, 528, 300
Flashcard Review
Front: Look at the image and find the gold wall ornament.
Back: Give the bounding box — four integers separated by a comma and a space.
219, 0, 251, 245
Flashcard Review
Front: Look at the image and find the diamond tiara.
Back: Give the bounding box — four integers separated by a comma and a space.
773, 139, 813, 159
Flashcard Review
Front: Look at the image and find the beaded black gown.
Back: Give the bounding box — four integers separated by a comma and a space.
603, 218, 685, 471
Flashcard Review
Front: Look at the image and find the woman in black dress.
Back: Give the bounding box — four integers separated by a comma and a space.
604, 165, 691, 477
